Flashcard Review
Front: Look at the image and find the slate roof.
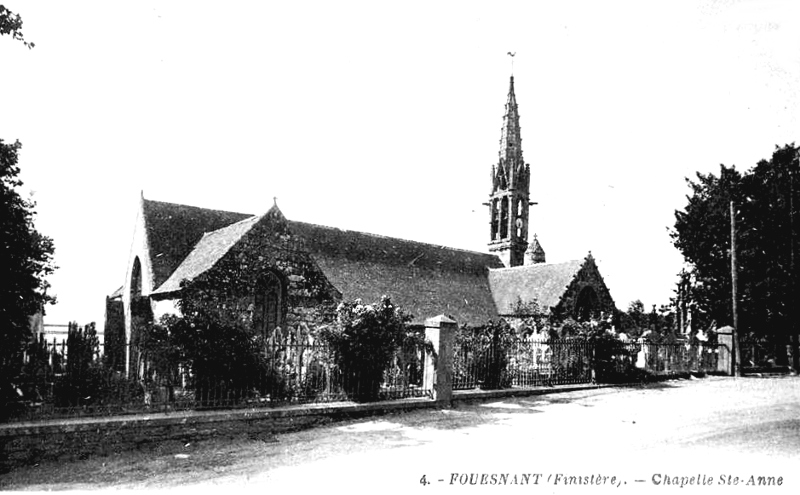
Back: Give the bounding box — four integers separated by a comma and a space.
142, 199, 504, 325
153, 215, 261, 294
488, 260, 584, 315
142, 200, 252, 288
289, 222, 504, 325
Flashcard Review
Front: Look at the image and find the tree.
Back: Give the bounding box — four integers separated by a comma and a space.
672, 144, 800, 355
617, 300, 648, 337
508, 296, 550, 337
0, 5, 34, 48
1, 139, 56, 372
672, 163, 743, 331
2, 4, 50, 402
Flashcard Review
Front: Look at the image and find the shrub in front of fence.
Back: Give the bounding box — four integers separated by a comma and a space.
548, 317, 642, 384
541, 338, 592, 384
8, 335, 54, 414
2, 323, 146, 421
54, 323, 102, 407
1, 336, 48, 421
53, 366, 144, 412
592, 339, 643, 383
160, 313, 272, 407
319, 296, 419, 402
454, 320, 514, 390
738, 338, 792, 370
52, 324, 143, 414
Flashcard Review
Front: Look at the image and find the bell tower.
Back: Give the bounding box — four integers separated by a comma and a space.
488, 75, 531, 268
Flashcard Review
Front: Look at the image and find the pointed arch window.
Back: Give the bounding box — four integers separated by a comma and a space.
130, 257, 142, 300
575, 286, 600, 322
253, 272, 283, 336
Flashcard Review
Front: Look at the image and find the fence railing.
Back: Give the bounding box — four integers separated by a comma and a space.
739, 341, 793, 369
453, 338, 725, 391
5, 338, 430, 423
596, 341, 721, 380
453, 338, 594, 390
3, 330, 762, 423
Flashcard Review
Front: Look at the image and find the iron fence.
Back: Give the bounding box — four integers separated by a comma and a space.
597, 341, 720, 380
453, 338, 724, 391
453, 338, 594, 390
638, 342, 719, 374
509, 339, 593, 387
739, 340, 793, 370
4, 338, 430, 423
0, 330, 745, 423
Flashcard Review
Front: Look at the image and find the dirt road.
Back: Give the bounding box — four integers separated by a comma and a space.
3, 376, 799, 493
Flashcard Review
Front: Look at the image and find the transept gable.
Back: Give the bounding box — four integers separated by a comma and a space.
150, 204, 341, 307
488, 254, 615, 321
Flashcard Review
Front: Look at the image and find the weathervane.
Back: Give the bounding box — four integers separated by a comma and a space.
507, 51, 516, 75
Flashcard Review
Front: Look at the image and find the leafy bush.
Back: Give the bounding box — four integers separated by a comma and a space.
16, 335, 53, 401
546, 316, 643, 383
53, 365, 143, 409
47, 323, 142, 409
53, 323, 99, 406
456, 320, 514, 390
137, 320, 181, 391
319, 296, 413, 402
159, 313, 270, 405
591, 336, 639, 383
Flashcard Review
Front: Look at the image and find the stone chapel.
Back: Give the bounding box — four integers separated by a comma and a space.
104, 75, 616, 374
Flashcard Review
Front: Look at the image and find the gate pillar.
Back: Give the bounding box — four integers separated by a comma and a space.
424, 315, 456, 406
717, 330, 733, 376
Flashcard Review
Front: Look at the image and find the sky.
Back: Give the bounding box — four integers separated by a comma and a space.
1, 0, 799, 327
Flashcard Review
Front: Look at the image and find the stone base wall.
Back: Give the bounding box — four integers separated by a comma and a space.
0, 400, 436, 472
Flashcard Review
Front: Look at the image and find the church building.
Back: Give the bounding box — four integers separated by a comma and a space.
104, 75, 616, 375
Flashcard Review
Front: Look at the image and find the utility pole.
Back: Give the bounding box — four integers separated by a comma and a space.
730, 200, 741, 377
791, 151, 800, 373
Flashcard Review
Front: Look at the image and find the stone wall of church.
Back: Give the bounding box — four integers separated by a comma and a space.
181, 208, 342, 337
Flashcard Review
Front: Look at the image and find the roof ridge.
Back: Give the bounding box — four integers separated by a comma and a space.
489, 259, 582, 271
144, 198, 252, 218
142, 198, 497, 259
289, 220, 498, 258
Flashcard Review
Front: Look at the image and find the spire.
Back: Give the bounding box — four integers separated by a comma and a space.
498, 75, 523, 167
488, 71, 532, 268
526, 234, 546, 264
